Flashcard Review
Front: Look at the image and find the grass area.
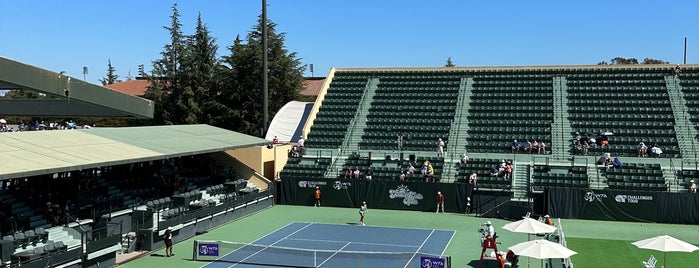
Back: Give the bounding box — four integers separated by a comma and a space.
567, 237, 699, 268
116, 205, 699, 268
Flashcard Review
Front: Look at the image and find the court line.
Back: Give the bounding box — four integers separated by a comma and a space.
227, 222, 313, 267
295, 221, 457, 233
441, 230, 457, 256
403, 229, 436, 268
284, 237, 420, 249
200, 222, 302, 268
315, 242, 352, 267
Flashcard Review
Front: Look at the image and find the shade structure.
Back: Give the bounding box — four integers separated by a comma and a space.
502, 217, 557, 235
632, 235, 699, 268
509, 239, 577, 267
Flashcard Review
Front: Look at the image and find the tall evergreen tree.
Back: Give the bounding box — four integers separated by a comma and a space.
218, 17, 304, 136
98, 59, 119, 85
178, 13, 218, 125
144, 3, 186, 125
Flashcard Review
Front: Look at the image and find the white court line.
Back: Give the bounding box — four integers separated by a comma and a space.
295, 221, 456, 232
228, 222, 313, 267
315, 242, 352, 267
199, 221, 303, 268
284, 237, 420, 249
441, 230, 457, 256
403, 229, 436, 268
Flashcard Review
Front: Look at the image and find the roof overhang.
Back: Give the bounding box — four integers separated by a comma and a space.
0, 124, 269, 180
0, 56, 154, 119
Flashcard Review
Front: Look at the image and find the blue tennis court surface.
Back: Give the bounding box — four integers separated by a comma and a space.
201, 222, 455, 268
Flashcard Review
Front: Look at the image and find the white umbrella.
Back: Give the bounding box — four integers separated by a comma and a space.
503, 217, 558, 268
502, 217, 557, 236
0, 118, 6, 124
509, 239, 577, 267
632, 235, 699, 268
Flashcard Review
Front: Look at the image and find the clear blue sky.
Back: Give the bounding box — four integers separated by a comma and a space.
1, 0, 697, 84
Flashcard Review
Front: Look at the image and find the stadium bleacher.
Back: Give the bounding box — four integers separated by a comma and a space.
286, 65, 699, 194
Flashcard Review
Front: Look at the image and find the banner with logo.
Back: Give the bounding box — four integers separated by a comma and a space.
280, 178, 470, 213
548, 188, 657, 222
280, 178, 356, 207
580, 189, 657, 222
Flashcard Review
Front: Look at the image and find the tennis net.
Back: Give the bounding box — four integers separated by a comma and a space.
193, 240, 451, 268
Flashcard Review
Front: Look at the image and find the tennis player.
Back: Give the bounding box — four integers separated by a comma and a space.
359, 201, 367, 225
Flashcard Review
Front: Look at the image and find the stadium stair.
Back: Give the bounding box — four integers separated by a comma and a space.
552, 76, 573, 159
587, 164, 606, 190
511, 161, 530, 201
327, 78, 378, 177
666, 75, 699, 167
443, 77, 473, 181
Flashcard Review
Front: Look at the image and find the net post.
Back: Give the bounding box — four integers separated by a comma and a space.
193, 240, 198, 261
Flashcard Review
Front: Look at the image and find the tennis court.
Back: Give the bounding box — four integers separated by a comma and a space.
197, 222, 455, 267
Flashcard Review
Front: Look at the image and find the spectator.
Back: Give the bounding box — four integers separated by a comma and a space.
650, 143, 663, 158
399, 171, 406, 181
602, 153, 613, 170
344, 166, 352, 179
531, 140, 539, 152
406, 163, 416, 174
290, 146, 300, 157
511, 140, 520, 153
523, 140, 533, 153
437, 138, 445, 158
580, 139, 590, 155
690, 179, 697, 193
297, 136, 305, 155
490, 165, 500, 177
352, 166, 360, 179
469, 172, 478, 187
460, 154, 469, 164
674, 64, 681, 76
297, 136, 305, 148
598, 134, 609, 147
365, 169, 373, 180
427, 164, 435, 182
272, 136, 279, 144
538, 141, 547, 154
572, 132, 581, 144
504, 162, 513, 179
613, 156, 623, 170
637, 142, 648, 157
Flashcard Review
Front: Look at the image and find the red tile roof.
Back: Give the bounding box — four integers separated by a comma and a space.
106, 77, 325, 97
300, 78, 325, 97
104, 79, 150, 96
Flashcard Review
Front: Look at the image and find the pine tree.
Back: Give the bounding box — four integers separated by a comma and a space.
99, 59, 119, 85
445, 57, 455, 67
218, 17, 304, 136
144, 3, 186, 125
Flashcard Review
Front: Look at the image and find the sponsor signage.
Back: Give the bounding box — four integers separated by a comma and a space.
198, 243, 219, 256
298, 180, 328, 188
389, 185, 424, 206
421, 256, 446, 268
